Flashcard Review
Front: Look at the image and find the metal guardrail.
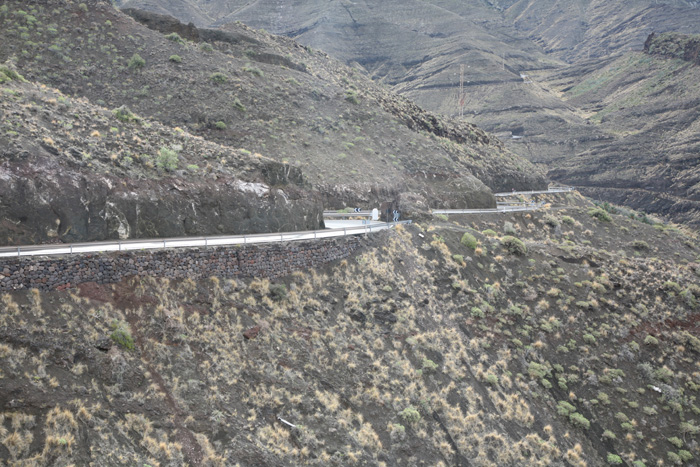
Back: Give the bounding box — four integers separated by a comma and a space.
433, 202, 545, 215
323, 212, 374, 218
493, 187, 574, 197
0, 221, 412, 258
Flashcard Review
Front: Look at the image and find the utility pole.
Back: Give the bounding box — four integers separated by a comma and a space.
459, 64, 465, 118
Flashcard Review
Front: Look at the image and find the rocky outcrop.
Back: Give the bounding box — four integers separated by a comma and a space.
0, 75, 322, 246
0, 160, 322, 245
644, 32, 700, 65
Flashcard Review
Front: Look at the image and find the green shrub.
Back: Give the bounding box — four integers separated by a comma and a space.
165, 32, 184, 43
452, 254, 464, 264
557, 401, 576, 416
668, 436, 683, 448
0, 65, 26, 83
631, 240, 649, 250
186, 164, 199, 172
399, 406, 421, 424
482, 229, 497, 237
269, 283, 287, 302
156, 147, 179, 171
484, 374, 498, 385
345, 89, 360, 104
435, 214, 448, 221
232, 96, 246, 112
110, 320, 134, 350
644, 335, 659, 346
606, 454, 623, 465
112, 106, 140, 123
679, 421, 699, 436
210, 72, 228, 84
199, 42, 214, 52
562, 215, 575, 225
588, 207, 612, 222
528, 362, 550, 380
215, 121, 227, 130
543, 214, 560, 227
127, 53, 145, 70
242, 64, 264, 77
461, 232, 477, 249
422, 358, 438, 373
169, 54, 182, 63
501, 236, 527, 255
569, 412, 590, 429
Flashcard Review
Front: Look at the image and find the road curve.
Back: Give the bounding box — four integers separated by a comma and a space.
493, 187, 574, 197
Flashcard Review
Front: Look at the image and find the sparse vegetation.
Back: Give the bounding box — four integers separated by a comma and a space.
110, 320, 134, 350
501, 235, 527, 255
210, 72, 228, 84
461, 232, 477, 249
156, 146, 179, 171
242, 63, 263, 77
1, 3, 700, 465
127, 53, 145, 70
165, 32, 184, 43
588, 207, 612, 222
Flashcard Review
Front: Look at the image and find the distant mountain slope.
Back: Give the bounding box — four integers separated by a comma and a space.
535, 33, 700, 226
505, 0, 700, 62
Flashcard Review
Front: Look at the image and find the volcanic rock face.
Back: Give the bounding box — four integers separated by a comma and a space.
0, 158, 323, 245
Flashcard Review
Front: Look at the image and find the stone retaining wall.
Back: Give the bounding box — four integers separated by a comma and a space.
0, 236, 366, 291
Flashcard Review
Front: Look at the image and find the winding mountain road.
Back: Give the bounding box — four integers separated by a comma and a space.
0, 221, 411, 258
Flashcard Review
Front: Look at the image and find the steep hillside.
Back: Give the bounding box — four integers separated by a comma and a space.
118, 0, 590, 161
0, 0, 546, 221
1, 193, 700, 465
0, 70, 322, 245
537, 33, 700, 226
115, 0, 700, 227
505, 0, 700, 63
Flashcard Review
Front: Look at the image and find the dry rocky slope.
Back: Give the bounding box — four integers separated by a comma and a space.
0, 70, 323, 246
117, 0, 700, 227
0, 0, 545, 248
1, 192, 700, 465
